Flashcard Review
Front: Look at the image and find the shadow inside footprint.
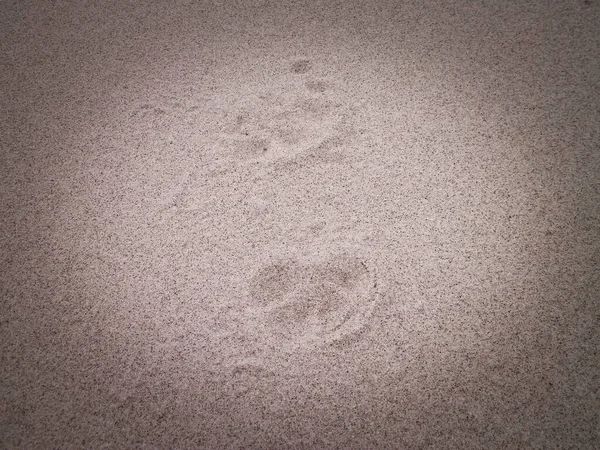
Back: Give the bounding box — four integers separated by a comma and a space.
306, 79, 329, 93
291, 59, 312, 74
249, 261, 300, 306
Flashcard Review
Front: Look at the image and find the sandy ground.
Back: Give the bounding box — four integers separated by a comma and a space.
1, 0, 599, 448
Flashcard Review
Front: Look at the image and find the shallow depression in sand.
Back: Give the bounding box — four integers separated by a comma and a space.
244, 254, 379, 350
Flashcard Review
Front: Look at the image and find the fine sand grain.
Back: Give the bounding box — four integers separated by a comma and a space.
1, 0, 599, 448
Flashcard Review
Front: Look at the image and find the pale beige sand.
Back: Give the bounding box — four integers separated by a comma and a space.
1, 0, 599, 448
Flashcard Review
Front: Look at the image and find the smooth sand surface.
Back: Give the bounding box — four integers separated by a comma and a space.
1, 0, 599, 448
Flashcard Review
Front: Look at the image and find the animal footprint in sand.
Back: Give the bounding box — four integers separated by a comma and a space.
247, 255, 379, 349
213, 85, 349, 163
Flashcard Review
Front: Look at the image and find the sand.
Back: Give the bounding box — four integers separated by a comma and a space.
1, 0, 599, 448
